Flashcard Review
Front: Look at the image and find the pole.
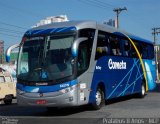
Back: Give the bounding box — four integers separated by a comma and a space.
113, 7, 127, 29
152, 28, 160, 82
116, 12, 119, 28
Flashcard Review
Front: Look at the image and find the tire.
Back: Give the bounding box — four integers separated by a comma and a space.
3, 95, 13, 105
91, 88, 105, 110
4, 99, 12, 105
138, 83, 146, 98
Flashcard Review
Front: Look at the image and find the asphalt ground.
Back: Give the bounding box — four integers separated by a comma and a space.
0, 84, 160, 124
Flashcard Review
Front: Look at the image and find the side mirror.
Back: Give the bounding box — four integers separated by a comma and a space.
6, 44, 20, 62
72, 37, 88, 57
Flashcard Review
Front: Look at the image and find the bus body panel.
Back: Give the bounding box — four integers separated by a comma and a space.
17, 80, 79, 106
76, 72, 95, 105
144, 59, 156, 90
17, 88, 78, 107
89, 56, 143, 103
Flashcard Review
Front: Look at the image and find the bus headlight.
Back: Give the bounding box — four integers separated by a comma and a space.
59, 85, 76, 94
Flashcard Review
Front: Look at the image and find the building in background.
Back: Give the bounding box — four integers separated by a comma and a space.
32, 15, 69, 28
104, 19, 116, 27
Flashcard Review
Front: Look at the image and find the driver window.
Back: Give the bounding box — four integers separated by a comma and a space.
77, 40, 93, 76
77, 28, 95, 76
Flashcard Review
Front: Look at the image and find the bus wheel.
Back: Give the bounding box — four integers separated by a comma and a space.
92, 88, 105, 110
138, 83, 146, 98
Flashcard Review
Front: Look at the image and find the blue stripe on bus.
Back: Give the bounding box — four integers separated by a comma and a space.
17, 79, 78, 93
25, 26, 76, 36
113, 32, 152, 44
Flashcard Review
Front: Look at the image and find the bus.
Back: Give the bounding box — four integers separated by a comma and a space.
6, 20, 156, 110
0, 68, 16, 105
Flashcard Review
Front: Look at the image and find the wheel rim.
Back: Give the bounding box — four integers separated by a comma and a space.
96, 90, 102, 106
142, 84, 145, 95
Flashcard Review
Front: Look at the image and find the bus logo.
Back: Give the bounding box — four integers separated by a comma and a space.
108, 58, 126, 70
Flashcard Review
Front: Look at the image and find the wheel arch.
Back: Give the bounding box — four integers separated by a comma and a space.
97, 81, 106, 99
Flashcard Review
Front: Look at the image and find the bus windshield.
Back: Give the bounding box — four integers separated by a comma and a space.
17, 34, 75, 82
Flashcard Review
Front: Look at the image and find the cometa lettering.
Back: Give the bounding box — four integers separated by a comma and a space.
108, 58, 126, 70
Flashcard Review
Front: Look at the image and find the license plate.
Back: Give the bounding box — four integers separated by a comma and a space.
36, 100, 47, 105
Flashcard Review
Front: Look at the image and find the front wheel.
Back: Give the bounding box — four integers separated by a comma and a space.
91, 88, 105, 110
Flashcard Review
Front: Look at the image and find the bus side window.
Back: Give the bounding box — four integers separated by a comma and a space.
131, 46, 137, 58
122, 39, 131, 57
110, 36, 121, 56
148, 44, 154, 59
95, 31, 110, 60
131, 41, 142, 58
141, 43, 148, 59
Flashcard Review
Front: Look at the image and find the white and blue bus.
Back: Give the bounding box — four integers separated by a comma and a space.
6, 21, 156, 110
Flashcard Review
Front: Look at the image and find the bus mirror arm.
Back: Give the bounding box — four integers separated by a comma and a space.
6, 43, 20, 62
72, 37, 88, 57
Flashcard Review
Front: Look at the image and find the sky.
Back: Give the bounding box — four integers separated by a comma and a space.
0, 0, 160, 50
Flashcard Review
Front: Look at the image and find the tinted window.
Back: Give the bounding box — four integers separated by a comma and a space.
148, 44, 154, 59
121, 39, 131, 57
95, 31, 110, 60
79, 29, 95, 40
141, 43, 148, 59
77, 40, 93, 75
77, 29, 95, 75
94, 30, 154, 60
110, 36, 122, 56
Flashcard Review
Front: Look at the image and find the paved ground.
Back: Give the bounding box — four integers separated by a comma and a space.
0, 84, 160, 124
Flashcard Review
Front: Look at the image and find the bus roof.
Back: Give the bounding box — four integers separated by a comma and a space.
25, 20, 153, 44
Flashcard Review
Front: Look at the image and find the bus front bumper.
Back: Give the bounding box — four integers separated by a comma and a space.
17, 87, 78, 107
